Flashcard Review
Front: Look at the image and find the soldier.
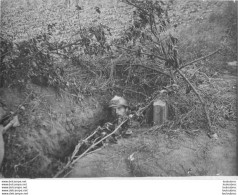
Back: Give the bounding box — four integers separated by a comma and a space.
0, 106, 6, 178
0, 106, 20, 178
75, 96, 134, 153
0, 126, 4, 172
108, 96, 133, 138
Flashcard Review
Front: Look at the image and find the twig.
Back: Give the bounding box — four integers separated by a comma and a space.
112, 86, 147, 97
60, 89, 80, 99
117, 46, 167, 61
143, 124, 163, 134
14, 153, 40, 171
124, 0, 149, 17
52, 40, 81, 51
123, 88, 148, 98
14, 91, 33, 114
1, 91, 33, 124
178, 48, 221, 70
51, 51, 70, 59
137, 97, 156, 114
71, 118, 128, 163
84, 147, 102, 157
116, 63, 172, 78
61, 147, 102, 178
179, 108, 195, 124
65, 147, 102, 178
49, 106, 54, 132
84, 130, 98, 142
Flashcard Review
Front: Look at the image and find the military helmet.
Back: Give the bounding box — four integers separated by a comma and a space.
109, 96, 128, 108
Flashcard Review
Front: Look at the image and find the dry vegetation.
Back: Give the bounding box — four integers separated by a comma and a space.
0, 0, 237, 177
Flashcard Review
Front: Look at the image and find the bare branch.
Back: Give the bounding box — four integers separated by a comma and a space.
123, 0, 149, 16
179, 48, 221, 70
116, 46, 167, 61
177, 69, 216, 137
115, 86, 148, 97
116, 63, 172, 78
52, 40, 82, 51
53, 118, 129, 178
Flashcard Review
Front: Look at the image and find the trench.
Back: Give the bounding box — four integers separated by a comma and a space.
0, 85, 111, 178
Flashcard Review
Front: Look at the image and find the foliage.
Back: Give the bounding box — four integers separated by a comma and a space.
1, 32, 63, 88
166, 75, 236, 130
110, 0, 179, 98
0, 0, 236, 179
209, 1, 237, 49
0, 0, 236, 130
0, 23, 112, 92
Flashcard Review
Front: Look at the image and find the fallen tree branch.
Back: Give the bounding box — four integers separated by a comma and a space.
14, 153, 40, 170
51, 51, 70, 59
52, 40, 82, 51
179, 48, 221, 70
176, 69, 217, 138
53, 97, 157, 178
62, 147, 102, 178
143, 124, 164, 135
179, 108, 195, 125
136, 95, 158, 114
116, 45, 167, 61
53, 118, 129, 178
114, 86, 148, 97
116, 63, 172, 78
123, 0, 150, 17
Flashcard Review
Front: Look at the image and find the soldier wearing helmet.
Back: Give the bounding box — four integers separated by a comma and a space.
109, 96, 129, 118
109, 96, 132, 137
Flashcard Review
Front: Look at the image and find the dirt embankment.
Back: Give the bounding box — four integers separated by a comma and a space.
68, 124, 236, 177
0, 84, 110, 178
0, 0, 236, 178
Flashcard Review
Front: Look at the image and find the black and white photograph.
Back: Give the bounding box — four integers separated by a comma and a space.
0, 0, 237, 185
